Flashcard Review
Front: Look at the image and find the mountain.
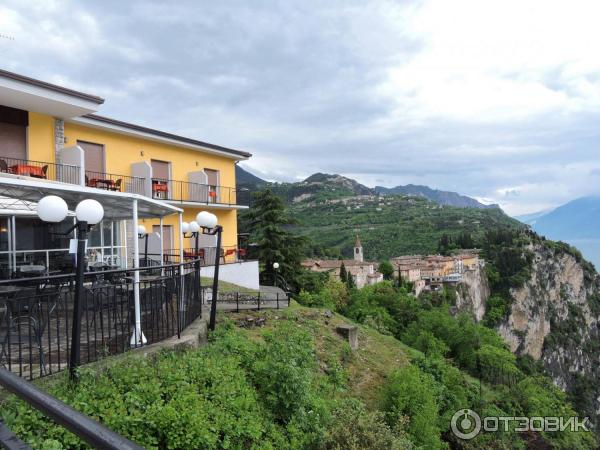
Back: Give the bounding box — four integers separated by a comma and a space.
237, 166, 497, 210
286, 192, 522, 259
527, 196, 600, 239
236, 164, 267, 186
375, 184, 498, 209
303, 173, 374, 195
518, 197, 600, 269
514, 208, 553, 225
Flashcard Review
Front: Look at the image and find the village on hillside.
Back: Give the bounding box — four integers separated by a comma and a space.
302, 236, 482, 295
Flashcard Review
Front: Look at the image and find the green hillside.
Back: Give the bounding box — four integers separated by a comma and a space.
288, 193, 522, 259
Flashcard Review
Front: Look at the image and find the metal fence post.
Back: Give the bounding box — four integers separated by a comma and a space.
276, 293, 279, 310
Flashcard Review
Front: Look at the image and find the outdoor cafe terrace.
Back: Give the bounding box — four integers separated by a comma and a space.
0, 176, 286, 381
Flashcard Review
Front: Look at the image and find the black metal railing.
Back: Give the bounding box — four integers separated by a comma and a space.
85, 171, 146, 195
200, 287, 291, 312
0, 157, 80, 185
150, 178, 249, 206
0, 367, 143, 449
0, 261, 201, 380
158, 246, 248, 265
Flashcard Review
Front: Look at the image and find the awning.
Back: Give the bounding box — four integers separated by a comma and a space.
0, 174, 182, 220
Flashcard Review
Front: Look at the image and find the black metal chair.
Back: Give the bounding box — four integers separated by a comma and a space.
0, 159, 8, 173
0, 286, 56, 376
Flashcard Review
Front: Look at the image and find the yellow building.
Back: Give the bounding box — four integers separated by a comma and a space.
0, 69, 257, 287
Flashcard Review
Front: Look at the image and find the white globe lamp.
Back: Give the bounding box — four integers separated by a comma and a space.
181, 222, 190, 234
137, 225, 147, 236
75, 199, 104, 225
196, 211, 218, 229
37, 195, 68, 223
273, 262, 280, 269
189, 221, 201, 233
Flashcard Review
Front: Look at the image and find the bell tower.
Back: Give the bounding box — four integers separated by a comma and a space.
354, 235, 363, 262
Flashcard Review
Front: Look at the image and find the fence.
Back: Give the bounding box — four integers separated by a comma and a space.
150, 179, 249, 206
85, 171, 146, 195
0, 157, 80, 185
0, 261, 201, 380
201, 287, 291, 312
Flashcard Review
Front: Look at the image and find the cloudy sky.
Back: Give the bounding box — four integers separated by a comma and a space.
2, 0, 600, 215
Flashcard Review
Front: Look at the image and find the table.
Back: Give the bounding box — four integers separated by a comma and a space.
17, 265, 47, 276
10, 164, 46, 178
88, 178, 115, 189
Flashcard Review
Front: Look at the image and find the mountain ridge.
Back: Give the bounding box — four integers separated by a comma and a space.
236, 165, 499, 209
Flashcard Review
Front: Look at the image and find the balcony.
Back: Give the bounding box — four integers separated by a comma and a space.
85, 170, 146, 195
0, 157, 80, 184
150, 179, 249, 207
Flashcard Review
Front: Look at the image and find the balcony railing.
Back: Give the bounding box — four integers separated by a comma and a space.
153, 246, 248, 265
85, 171, 146, 195
151, 179, 248, 206
0, 157, 80, 185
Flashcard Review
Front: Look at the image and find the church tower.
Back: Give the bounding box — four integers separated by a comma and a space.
354, 235, 363, 262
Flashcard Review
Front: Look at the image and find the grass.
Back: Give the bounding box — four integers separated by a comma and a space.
200, 277, 258, 293
220, 301, 410, 408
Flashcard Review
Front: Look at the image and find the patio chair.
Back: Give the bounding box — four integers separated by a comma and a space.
110, 178, 122, 191
41, 165, 48, 178
0, 287, 52, 374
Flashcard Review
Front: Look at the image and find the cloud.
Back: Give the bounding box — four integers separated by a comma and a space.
2, 0, 600, 216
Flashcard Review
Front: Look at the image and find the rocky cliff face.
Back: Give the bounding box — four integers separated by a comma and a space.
472, 242, 600, 421
456, 263, 489, 321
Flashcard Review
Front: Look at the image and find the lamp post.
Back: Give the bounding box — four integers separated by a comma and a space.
37, 196, 104, 380
137, 225, 148, 267
182, 220, 202, 318
273, 262, 279, 289
196, 211, 221, 331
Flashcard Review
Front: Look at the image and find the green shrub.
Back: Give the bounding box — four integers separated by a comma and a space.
382, 365, 443, 450
324, 398, 414, 450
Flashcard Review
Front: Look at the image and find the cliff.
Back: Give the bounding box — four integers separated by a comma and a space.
455, 263, 489, 321
461, 241, 600, 424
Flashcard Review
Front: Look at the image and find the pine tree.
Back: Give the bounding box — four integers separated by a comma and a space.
240, 189, 306, 286
346, 272, 355, 289
339, 262, 347, 283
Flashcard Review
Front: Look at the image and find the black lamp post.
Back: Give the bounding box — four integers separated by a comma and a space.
273, 262, 279, 289
195, 211, 221, 331
37, 196, 104, 380
182, 220, 202, 318
137, 225, 148, 266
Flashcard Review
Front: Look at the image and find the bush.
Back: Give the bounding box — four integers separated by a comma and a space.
382, 365, 443, 450
324, 398, 414, 450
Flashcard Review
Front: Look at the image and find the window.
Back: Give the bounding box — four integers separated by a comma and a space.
0, 105, 27, 160
78, 141, 106, 177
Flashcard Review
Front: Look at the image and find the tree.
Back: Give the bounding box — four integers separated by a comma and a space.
240, 189, 306, 287
346, 272, 355, 289
378, 260, 394, 281
339, 262, 348, 283
437, 233, 453, 255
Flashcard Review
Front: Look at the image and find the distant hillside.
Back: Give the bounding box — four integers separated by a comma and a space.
375, 184, 498, 209
238, 167, 496, 210
236, 165, 267, 186
286, 193, 522, 260
303, 173, 374, 195
517, 197, 600, 269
